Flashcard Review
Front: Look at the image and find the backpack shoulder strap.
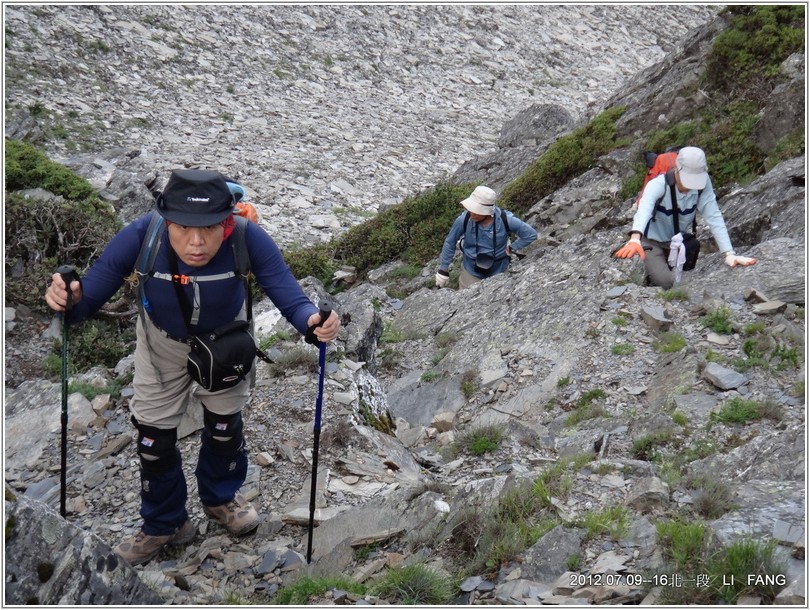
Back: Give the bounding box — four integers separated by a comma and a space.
135, 211, 166, 277
135, 211, 166, 317
500, 208, 511, 234
231, 215, 251, 278
231, 215, 272, 365
229, 214, 254, 324
666, 169, 681, 236
462, 211, 470, 234
643, 172, 673, 238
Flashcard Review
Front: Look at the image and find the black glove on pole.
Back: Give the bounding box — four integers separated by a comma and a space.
304, 300, 332, 564
57, 265, 80, 518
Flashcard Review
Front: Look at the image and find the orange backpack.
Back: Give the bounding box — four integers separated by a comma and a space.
235, 201, 260, 223
634, 147, 683, 207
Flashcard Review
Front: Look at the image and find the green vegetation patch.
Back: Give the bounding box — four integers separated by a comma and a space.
701, 307, 734, 334
369, 563, 454, 605
5, 139, 122, 314
499, 106, 627, 217
273, 575, 366, 605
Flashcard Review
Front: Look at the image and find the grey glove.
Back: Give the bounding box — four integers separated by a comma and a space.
435, 269, 449, 288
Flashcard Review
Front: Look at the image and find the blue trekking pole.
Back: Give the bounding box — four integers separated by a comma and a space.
56, 264, 80, 518
304, 300, 332, 564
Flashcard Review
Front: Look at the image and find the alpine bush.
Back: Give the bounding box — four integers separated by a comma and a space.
5, 139, 121, 314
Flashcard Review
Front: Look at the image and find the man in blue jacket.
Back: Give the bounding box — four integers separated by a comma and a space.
45, 169, 341, 565
435, 185, 537, 289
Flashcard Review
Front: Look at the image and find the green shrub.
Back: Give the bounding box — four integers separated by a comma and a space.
5, 140, 122, 314
654, 332, 686, 353
460, 370, 478, 399
499, 106, 627, 216
705, 348, 725, 364
388, 264, 422, 279
685, 475, 736, 519
282, 241, 335, 285
707, 6, 805, 94
772, 344, 800, 369
611, 343, 634, 355
656, 520, 707, 572
701, 307, 734, 334
444, 480, 558, 577
50, 319, 134, 376
566, 389, 608, 426
711, 396, 782, 425
460, 425, 503, 456
5, 139, 98, 199
578, 505, 629, 541
658, 288, 690, 302
671, 411, 689, 427
369, 564, 453, 605
708, 538, 787, 604
577, 388, 606, 407
420, 371, 441, 383
259, 331, 291, 350
430, 347, 450, 365
328, 182, 473, 277
631, 431, 673, 461
273, 575, 365, 605
743, 321, 767, 335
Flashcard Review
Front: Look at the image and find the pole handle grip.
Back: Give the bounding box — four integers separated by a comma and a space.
305, 300, 333, 346
56, 265, 81, 311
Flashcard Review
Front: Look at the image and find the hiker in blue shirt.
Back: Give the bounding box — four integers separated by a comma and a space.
44, 169, 341, 566
435, 185, 537, 290
614, 147, 756, 288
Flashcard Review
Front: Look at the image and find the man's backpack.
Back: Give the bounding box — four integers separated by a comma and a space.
634, 146, 684, 207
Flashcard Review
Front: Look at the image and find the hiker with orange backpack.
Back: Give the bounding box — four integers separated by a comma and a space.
614, 146, 757, 288
44, 169, 341, 566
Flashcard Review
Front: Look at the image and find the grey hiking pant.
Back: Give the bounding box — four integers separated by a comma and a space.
641, 237, 677, 289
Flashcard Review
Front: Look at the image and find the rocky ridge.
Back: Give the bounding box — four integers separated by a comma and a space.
4, 4, 806, 608
4, 4, 719, 247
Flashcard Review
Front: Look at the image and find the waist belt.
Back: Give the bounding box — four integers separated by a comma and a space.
148, 316, 189, 345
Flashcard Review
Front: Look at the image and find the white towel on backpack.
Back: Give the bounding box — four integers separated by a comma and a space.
668, 232, 686, 284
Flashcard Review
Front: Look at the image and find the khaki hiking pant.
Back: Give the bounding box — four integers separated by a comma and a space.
641, 237, 677, 289
129, 315, 250, 430
459, 266, 483, 290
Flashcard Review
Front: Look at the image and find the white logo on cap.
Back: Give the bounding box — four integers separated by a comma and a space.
187, 197, 211, 202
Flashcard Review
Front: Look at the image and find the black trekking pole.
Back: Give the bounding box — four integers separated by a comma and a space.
304, 300, 332, 564
56, 265, 80, 518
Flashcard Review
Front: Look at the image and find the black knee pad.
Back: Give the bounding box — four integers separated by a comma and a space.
202, 408, 244, 455
132, 416, 178, 474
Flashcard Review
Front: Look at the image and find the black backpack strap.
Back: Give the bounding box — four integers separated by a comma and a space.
231, 215, 251, 279
134, 211, 167, 320
666, 170, 699, 236
666, 170, 682, 236
230, 215, 273, 364
500, 208, 511, 235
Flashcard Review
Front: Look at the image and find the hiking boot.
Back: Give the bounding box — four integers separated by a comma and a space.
203, 493, 260, 535
113, 519, 196, 566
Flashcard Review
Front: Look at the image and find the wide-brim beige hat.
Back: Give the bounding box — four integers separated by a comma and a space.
461, 185, 497, 216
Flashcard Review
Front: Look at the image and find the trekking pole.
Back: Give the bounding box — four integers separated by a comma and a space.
56, 264, 80, 518
304, 300, 332, 564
